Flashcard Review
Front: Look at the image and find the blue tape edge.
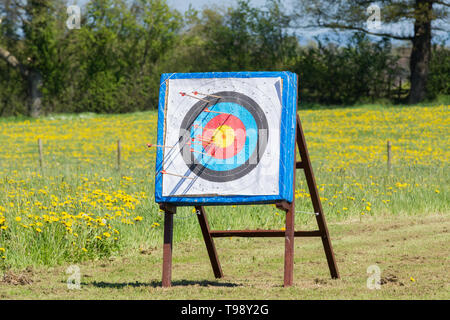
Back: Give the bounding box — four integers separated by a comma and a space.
155, 71, 298, 205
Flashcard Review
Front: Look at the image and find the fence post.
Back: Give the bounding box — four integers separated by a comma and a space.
387, 140, 392, 172
117, 139, 121, 171
38, 138, 44, 170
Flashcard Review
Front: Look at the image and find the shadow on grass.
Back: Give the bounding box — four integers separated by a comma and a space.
84, 279, 240, 289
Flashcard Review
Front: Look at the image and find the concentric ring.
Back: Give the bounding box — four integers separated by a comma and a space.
201, 113, 246, 159
179, 91, 269, 182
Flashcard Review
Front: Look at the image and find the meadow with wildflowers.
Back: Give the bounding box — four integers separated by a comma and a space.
0, 104, 448, 272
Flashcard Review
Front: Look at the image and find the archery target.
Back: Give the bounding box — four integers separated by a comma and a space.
161, 77, 283, 197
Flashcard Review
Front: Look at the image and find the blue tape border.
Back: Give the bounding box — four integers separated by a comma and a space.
155, 71, 298, 206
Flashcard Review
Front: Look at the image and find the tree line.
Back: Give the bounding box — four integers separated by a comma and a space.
0, 0, 448, 117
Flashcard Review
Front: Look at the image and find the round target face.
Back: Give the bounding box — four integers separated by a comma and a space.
179, 91, 269, 182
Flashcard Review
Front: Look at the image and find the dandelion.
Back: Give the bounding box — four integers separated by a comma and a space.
0, 248, 5, 252
15, 216, 22, 222
410, 277, 416, 282
35, 228, 42, 233
0, 103, 445, 269
103, 232, 111, 238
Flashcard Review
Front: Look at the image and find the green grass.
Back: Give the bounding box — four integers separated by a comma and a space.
0, 103, 448, 280
1, 214, 448, 299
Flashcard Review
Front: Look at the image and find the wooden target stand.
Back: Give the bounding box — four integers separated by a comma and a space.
159, 114, 339, 287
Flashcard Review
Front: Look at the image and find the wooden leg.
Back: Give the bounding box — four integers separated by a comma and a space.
284, 121, 297, 287
296, 114, 340, 279
162, 210, 175, 287
284, 202, 295, 287
195, 206, 223, 278
318, 224, 340, 279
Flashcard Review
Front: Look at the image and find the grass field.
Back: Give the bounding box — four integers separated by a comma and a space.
0, 103, 448, 299
0, 214, 448, 299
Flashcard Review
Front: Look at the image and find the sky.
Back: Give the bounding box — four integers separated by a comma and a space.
166, 0, 269, 12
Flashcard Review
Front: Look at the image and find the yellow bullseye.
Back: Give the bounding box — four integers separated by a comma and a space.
212, 125, 235, 148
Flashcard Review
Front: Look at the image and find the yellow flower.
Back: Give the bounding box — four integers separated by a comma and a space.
435, 189, 440, 194
410, 277, 416, 282
81, 248, 88, 252
134, 216, 143, 221
15, 216, 22, 222
95, 235, 102, 240
35, 228, 42, 233
1, 226, 8, 230
103, 232, 111, 238
0, 248, 5, 252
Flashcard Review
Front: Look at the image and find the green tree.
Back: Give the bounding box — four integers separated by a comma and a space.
294, 33, 401, 104
294, 0, 450, 103
168, 0, 297, 72
72, 0, 181, 112
427, 44, 450, 98
0, 0, 181, 115
0, 0, 66, 117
